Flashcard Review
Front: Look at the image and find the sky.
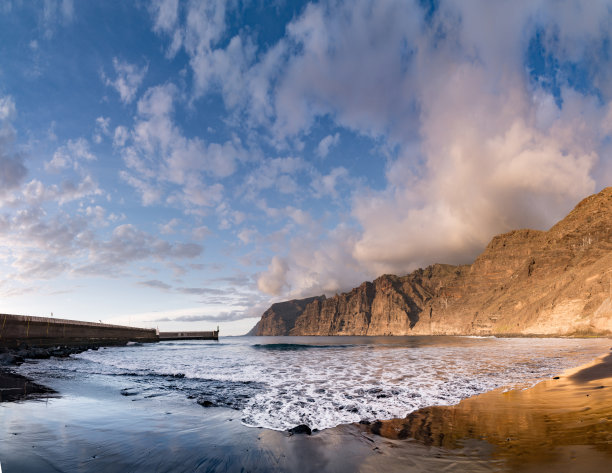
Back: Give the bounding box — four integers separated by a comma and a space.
1, 0, 612, 335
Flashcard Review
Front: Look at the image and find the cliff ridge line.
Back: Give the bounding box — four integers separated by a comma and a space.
250, 188, 612, 336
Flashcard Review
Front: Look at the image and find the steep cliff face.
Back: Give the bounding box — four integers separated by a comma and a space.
251, 188, 612, 336
247, 297, 325, 336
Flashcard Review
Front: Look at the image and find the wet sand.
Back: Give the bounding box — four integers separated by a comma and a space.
1, 349, 611, 472
362, 348, 612, 472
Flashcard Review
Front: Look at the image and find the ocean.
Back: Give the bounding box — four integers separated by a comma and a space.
14, 335, 611, 432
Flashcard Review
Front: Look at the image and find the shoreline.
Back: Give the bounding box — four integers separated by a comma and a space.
360, 347, 612, 471
1, 339, 611, 471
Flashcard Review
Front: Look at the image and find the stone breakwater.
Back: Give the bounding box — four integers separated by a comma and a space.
0, 313, 157, 349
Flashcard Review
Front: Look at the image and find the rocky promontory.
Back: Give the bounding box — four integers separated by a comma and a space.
250, 188, 612, 337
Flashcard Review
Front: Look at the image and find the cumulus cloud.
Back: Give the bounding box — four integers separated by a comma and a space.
104, 57, 148, 104
243, 157, 306, 198
93, 116, 111, 144
46, 138, 96, 172
257, 256, 288, 295
316, 133, 340, 158
350, 1, 601, 275
116, 83, 245, 209
237, 227, 257, 244
192, 225, 211, 240
0, 95, 16, 121
160, 218, 180, 235
113, 126, 129, 147
312, 167, 349, 198
150, 0, 179, 34
251, 0, 612, 298
148, 0, 285, 126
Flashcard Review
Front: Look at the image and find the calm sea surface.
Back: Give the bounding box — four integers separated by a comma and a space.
15, 336, 611, 431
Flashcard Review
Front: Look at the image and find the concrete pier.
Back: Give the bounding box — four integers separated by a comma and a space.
158, 330, 219, 341
0, 313, 158, 348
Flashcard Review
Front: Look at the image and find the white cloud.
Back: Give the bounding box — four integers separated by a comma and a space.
285, 207, 312, 227
312, 167, 349, 198
192, 225, 211, 240
113, 125, 129, 147
271, 1, 422, 141
316, 132, 340, 158
22, 175, 102, 206
119, 170, 162, 206
84, 205, 107, 226
116, 83, 245, 210
247, 0, 610, 298
0, 95, 16, 121
256, 223, 369, 298
148, 0, 283, 126
93, 116, 111, 144
150, 0, 179, 34
243, 157, 306, 198
104, 57, 148, 104
257, 256, 288, 295
160, 217, 180, 235
237, 227, 257, 244
46, 138, 96, 172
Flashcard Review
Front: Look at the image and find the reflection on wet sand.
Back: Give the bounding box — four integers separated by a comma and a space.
362, 351, 612, 472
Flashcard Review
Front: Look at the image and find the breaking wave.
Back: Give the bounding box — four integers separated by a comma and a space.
16, 336, 610, 431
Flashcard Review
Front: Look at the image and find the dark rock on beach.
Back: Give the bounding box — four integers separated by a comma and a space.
288, 424, 312, 435
0, 353, 23, 366
0, 343, 102, 368
0, 343, 105, 403
0, 369, 56, 402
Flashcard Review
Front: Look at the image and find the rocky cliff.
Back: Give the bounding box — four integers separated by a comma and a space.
247, 296, 325, 336
251, 188, 612, 336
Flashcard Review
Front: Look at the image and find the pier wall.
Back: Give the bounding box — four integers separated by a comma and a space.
158, 330, 219, 341
0, 313, 158, 348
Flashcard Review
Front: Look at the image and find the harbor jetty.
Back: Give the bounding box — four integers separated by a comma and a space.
159, 330, 219, 341
0, 313, 157, 348
0, 313, 218, 348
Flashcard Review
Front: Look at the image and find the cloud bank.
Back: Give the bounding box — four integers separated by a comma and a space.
241, 0, 609, 297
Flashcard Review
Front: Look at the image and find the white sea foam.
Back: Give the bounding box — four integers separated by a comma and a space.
17, 336, 611, 431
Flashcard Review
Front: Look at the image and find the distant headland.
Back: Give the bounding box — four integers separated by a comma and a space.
250, 187, 612, 337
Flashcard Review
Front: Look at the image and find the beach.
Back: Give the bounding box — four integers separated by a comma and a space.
1, 339, 611, 472
361, 348, 612, 472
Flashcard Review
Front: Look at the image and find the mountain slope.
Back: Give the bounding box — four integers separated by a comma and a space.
251, 188, 612, 336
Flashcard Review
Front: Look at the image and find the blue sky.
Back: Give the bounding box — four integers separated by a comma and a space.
1, 0, 612, 335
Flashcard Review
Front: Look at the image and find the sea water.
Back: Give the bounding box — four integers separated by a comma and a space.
15, 336, 611, 431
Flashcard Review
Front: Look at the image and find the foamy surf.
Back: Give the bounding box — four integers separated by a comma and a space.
16, 336, 611, 432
